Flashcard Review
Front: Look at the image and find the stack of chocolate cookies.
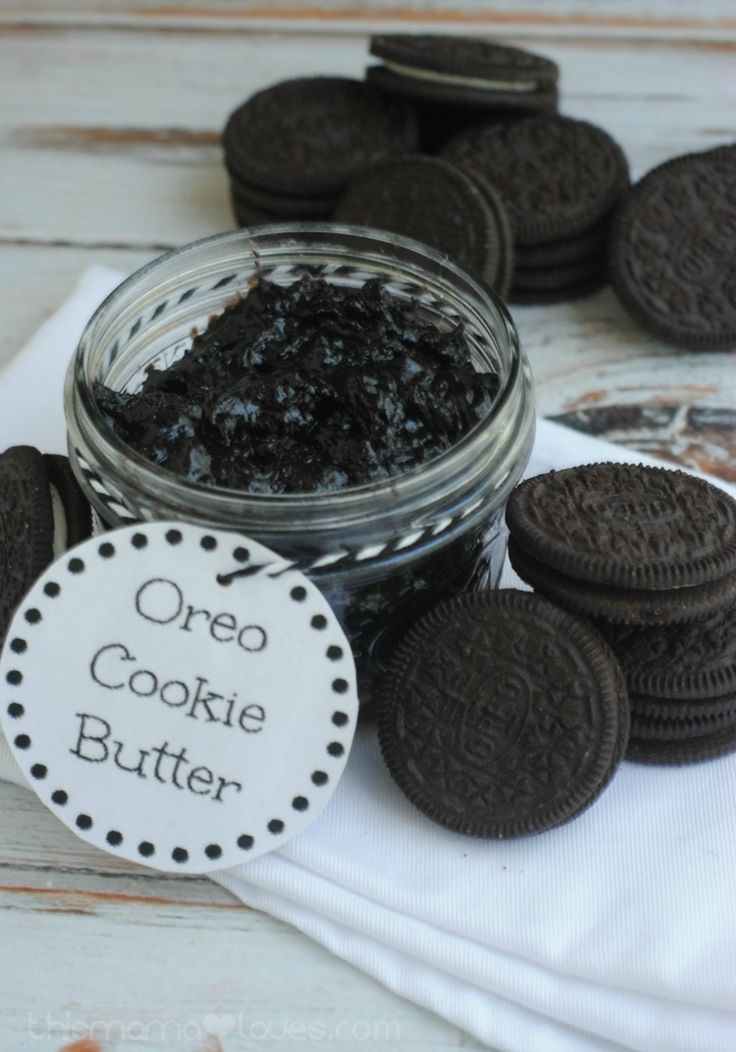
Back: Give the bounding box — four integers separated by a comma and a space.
222, 76, 418, 225
221, 33, 733, 344
505, 463, 736, 763
597, 607, 736, 764
0, 445, 93, 647
442, 115, 630, 303
365, 34, 559, 151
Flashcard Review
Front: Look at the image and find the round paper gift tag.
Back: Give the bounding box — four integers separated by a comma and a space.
0, 523, 358, 872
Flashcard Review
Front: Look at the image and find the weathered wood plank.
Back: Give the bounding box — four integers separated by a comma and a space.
0, 27, 363, 132
0, 781, 234, 904
513, 290, 736, 482
3, 27, 735, 136
1, 0, 735, 42
0, 783, 483, 1051
0, 896, 471, 1051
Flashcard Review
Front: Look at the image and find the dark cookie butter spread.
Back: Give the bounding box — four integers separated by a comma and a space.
97, 276, 499, 494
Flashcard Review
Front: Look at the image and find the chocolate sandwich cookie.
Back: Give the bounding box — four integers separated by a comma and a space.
43, 454, 93, 549
511, 255, 608, 304
0, 446, 54, 645
596, 602, 736, 700
609, 145, 736, 350
513, 256, 606, 291
377, 590, 628, 838
229, 192, 277, 228
626, 722, 736, 765
367, 35, 558, 114
626, 677, 736, 762
510, 275, 607, 306
0, 448, 95, 648
223, 77, 418, 201
630, 705, 736, 742
569, 655, 630, 818
442, 115, 629, 246
630, 689, 736, 722
515, 217, 612, 269
334, 156, 508, 289
507, 536, 736, 626
506, 464, 736, 590
227, 169, 335, 220
467, 170, 515, 298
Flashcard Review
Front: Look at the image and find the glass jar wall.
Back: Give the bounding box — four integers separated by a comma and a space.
65, 225, 535, 710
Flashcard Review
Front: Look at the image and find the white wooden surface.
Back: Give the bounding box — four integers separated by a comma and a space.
0, 3, 734, 1049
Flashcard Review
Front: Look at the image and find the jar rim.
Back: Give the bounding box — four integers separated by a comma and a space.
66, 224, 530, 529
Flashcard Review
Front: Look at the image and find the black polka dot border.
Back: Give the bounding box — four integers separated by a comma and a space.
0, 522, 355, 871
4, 536, 151, 861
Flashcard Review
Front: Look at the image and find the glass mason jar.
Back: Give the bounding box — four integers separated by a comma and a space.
65, 225, 535, 712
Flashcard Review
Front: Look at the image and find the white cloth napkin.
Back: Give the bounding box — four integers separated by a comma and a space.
1, 268, 735, 1052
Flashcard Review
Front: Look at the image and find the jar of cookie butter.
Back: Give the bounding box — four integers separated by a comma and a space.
64, 225, 534, 711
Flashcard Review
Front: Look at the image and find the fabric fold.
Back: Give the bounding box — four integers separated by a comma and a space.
215, 855, 736, 1052
218, 873, 640, 1052
232, 720, 736, 1012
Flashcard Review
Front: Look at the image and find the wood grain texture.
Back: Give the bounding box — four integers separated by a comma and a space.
514, 290, 736, 481
0, 779, 482, 1050
2, 0, 736, 41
